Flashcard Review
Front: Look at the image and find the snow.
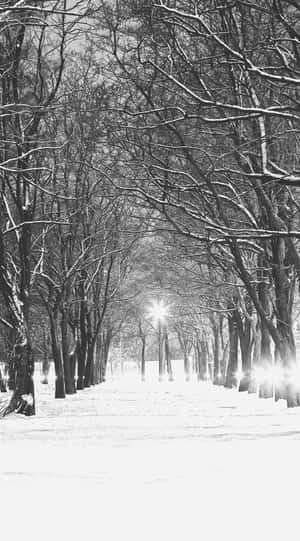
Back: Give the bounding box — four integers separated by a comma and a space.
1, 366, 300, 541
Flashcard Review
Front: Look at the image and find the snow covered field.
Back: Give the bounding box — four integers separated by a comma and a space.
1, 368, 300, 541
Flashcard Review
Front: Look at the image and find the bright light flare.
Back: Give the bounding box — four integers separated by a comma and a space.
252, 367, 266, 384
252, 366, 285, 385
287, 367, 300, 385
148, 300, 169, 324
235, 368, 244, 381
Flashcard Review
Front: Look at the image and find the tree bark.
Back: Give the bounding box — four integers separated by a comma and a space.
158, 320, 164, 381
164, 327, 173, 382
234, 310, 252, 392
176, 329, 190, 381
138, 320, 146, 381
211, 320, 222, 385
41, 327, 50, 384
61, 307, 74, 394
84, 313, 94, 388
49, 312, 65, 399
77, 271, 87, 390
225, 314, 239, 389
0, 367, 6, 393
196, 339, 209, 381
2, 326, 35, 416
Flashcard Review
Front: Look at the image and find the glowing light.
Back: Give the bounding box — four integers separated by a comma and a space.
252, 366, 284, 385
148, 300, 169, 324
269, 366, 284, 385
287, 366, 300, 385
235, 368, 244, 381
252, 367, 266, 384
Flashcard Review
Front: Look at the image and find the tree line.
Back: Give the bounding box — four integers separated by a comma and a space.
0, 0, 300, 414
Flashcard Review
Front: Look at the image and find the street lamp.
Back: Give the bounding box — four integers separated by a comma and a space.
149, 300, 168, 381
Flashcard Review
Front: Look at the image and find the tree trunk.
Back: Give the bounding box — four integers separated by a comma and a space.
212, 322, 221, 385
164, 327, 173, 382
257, 265, 274, 398
194, 340, 201, 380
41, 351, 50, 385
258, 317, 274, 399
138, 320, 146, 381
273, 239, 298, 404
197, 339, 209, 381
141, 336, 146, 382
7, 350, 15, 391
93, 337, 101, 385
2, 325, 35, 416
69, 348, 77, 393
41, 327, 50, 384
248, 318, 260, 394
49, 312, 65, 399
60, 307, 74, 394
176, 329, 190, 381
225, 315, 239, 389
99, 331, 111, 383
158, 321, 164, 381
235, 311, 252, 392
183, 352, 190, 381
0, 367, 6, 392
6, 329, 16, 390
77, 272, 87, 390
94, 341, 100, 384
84, 313, 94, 388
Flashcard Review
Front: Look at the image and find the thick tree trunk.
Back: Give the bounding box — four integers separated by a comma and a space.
88, 336, 98, 386
2, 325, 35, 416
211, 321, 222, 385
140, 335, 146, 381
7, 352, 15, 391
61, 307, 74, 394
225, 315, 239, 389
183, 352, 190, 381
257, 318, 274, 398
93, 338, 101, 384
84, 313, 96, 388
77, 342, 86, 389
5, 329, 15, 390
77, 272, 88, 390
49, 312, 65, 399
164, 327, 173, 382
176, 330, 190, 381
274, 239, 297, 403
0, 367, 6, 392
93, 341, 100, 384
138, 320, 146, 381
197, 339, 209, 381
41, 351, 50, 385
235, 311, 252, 392
255, 262, 274, 398
41, 327, 50, 384
158, 321, 164, 381
194, 341, 201, 380
248, 319, 260, 394
68, 347, 77, 393
99, 331, 111, 383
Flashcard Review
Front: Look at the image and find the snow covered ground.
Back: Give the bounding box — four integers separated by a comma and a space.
1, 366, 300, 541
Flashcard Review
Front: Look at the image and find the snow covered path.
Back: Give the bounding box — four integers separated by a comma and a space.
1, 376, 300, 540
